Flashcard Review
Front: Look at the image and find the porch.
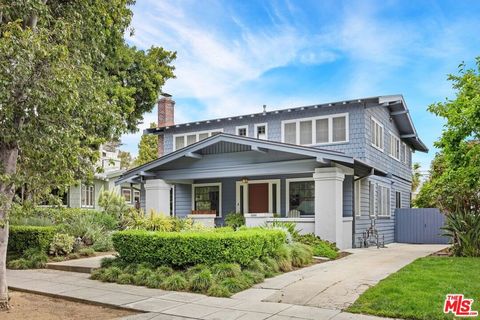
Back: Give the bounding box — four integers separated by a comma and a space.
117, 133, 385, 249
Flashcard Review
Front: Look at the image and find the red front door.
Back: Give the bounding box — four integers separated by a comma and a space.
248, 183, 269, 213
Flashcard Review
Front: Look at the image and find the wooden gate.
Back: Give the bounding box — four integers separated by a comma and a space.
395, 208, 449, 244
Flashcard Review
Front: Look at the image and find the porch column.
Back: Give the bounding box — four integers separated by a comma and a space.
313, 167, 345, 248
144, 179, 171, 216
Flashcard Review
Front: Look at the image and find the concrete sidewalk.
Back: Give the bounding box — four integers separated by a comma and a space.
7, 268, 392, 320
262, 243, 447, 309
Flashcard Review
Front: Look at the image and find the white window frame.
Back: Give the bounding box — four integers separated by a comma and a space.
389, 132, 401, 161
235, 125, 249, 137
354, 179, 362, 216
285, 178, 315, 217
81, 184, 95, 208
191, 182, 222, 217
133, 190, 140, 201
281, 113, 349, 146
173, 129, 224, 151
235, 179, 280, 214
121, 187, 132, 203
371, 117, 384, 151
377, 184, 391, 218
400, 142, 407, 163
254, 123, 268, 140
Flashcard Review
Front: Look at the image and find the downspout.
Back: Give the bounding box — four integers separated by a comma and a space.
352, 168, 375, 248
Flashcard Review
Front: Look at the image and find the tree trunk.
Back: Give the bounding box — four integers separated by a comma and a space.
0, 145, 19, 310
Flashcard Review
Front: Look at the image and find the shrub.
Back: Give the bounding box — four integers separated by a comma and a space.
102, 266, 123, 282
8, 225, 56, 255
443, 211, 480, 257
162, 274, 188, 291
185, 264, 208, 279
262, 257, 280, 275
290, 243, 313, 267
220, 277, 249, 294
133, 268, 155, 286
98, 190, 131, 223
117, 273, 134, 285
224, 213, 245, 230
243, 270, 265, 284
67, 252, 80, 260
156, 266, 174, 276
100, 257, 117, 268
8, 248, 49, 269
145, 273, 164, 288
294, 234, 338, 259
246, 259, 266, 274
207, 284, 231, 297
274, 244, 293, 272
211, 263, 242, 279
92, 233, 114, 252
112, 229, 286, 267
90, 269, 105, 280
49, 233, 75, 256
189, 269, 213, 292
79, 247, 96, 257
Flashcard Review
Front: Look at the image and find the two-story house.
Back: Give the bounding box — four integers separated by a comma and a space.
117, 93, 428, 248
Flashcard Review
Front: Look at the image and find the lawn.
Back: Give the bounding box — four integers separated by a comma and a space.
347, 257, 480, 320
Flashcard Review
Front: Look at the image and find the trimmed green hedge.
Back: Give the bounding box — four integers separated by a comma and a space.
8, 225, 56, 255
112, 229, 286, 267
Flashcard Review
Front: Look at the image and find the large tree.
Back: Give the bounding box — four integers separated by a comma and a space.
134, 122, 159, 166
0, 0, 175, 308
414, 58, 480, 213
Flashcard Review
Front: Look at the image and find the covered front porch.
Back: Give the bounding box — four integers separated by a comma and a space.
117, 133, 384, 249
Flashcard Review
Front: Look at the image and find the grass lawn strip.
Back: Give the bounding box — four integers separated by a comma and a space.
347, 257, 480, 320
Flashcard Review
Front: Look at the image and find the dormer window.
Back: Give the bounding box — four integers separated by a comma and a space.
236, 125, 248, 137
173, 129, 224, 150
255, 123, 267, 139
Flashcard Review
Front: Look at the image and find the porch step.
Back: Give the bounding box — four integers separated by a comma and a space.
46, 254, 115, 274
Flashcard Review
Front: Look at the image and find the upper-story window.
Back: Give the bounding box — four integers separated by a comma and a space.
371, 117, 384, 151
236, 125, 248, 137
281, 113, 348, 146
173, 129, 223, 150
255, 123, 267, 139
400, 142, 407, 163
389, 132, 400, 161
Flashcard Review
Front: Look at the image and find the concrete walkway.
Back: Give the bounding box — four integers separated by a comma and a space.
46, 254, 115, 273
6, 243, 446, 319
7, 268, 391, 320
261, 243, 447, 309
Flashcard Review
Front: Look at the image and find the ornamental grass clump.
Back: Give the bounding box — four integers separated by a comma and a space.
211, 263, 241, 279
162, 274, 188, 291
207, 284, 231, 297
145, 273, 164, 289
101, 266, 123, 282
290, 243, 313, 267
189, 269, 213, 292
274, 244, 293, 272
246, 259, 266, 275
220, 276, 250, 294
262, 257, 280, 276
243, 270, 265, 284
133, 267, 155, 286
117, 273, 134, 285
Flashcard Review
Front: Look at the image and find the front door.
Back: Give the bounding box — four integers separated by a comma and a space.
248, 183, 269, 213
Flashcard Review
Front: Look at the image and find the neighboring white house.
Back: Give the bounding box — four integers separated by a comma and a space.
66, 143, 139, 210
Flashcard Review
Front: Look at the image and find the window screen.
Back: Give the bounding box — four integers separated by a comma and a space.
284, 122, 296, 144
332, 116, 346, 142
299, 121, 313, 145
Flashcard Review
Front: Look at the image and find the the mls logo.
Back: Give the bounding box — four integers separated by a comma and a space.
444, 294, 478, 317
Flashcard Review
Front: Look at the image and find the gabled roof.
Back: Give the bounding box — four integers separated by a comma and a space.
116, 133, 385, 185
145, 94, 427, 152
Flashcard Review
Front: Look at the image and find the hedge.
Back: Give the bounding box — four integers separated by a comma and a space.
8, 225, 57, 255
112, 229, 286, 267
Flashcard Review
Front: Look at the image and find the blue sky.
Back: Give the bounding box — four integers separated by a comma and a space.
121, 0, 480, 171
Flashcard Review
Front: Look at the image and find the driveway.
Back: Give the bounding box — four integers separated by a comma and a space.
257, 243, 447, 310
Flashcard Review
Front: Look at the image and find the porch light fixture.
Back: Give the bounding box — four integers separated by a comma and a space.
241, 177, 249, 184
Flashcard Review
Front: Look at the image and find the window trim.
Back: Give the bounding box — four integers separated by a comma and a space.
235, 125, 249, 137
285, 177, 315, 217
377, 183, 391, 218
281, 113, 349, 146
395, 191, 402, 209
121, 187, 133, 204
400, 142, 407, 163
191, 182, 222, 217
81, 184, 95, 208
371, 117, 384, 151
173, 129, 224, 151
354, 178, 362, 217
254, 123, 268, 139
389, 131, 401, 161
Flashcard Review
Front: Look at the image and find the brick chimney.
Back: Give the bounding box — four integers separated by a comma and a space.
157, 93, 175, 157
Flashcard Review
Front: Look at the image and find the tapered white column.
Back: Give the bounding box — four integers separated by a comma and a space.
313, 167, 345, 248
144, 179, 171, 216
